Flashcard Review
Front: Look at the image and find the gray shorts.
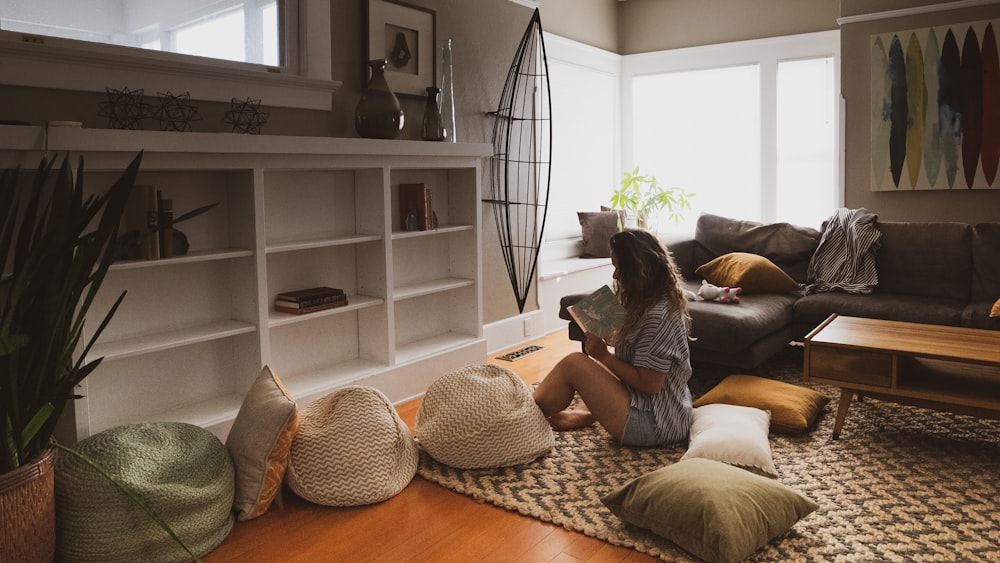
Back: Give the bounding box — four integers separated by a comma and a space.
621, 406, 663, 447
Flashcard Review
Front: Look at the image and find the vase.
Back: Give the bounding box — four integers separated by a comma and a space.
422, 87, 445, 141
437, 39, 457, 142
0, 448, 57, 562
355, 59, 404, 139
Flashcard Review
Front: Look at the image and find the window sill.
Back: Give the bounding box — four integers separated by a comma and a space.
0, 34, 342, 111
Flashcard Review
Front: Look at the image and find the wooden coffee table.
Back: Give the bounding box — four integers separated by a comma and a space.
804, 314, 1000, 439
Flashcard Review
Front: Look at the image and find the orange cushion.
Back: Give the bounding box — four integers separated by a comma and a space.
226, 366, 299, 521
991, 297, 1000, 318
695, 252, 800, 294
692, 374, 830, 434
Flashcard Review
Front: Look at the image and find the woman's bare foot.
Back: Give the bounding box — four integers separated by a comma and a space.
547, 409, 595, 431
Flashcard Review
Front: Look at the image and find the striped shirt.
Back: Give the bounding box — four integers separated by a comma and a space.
615, 295, 693, 445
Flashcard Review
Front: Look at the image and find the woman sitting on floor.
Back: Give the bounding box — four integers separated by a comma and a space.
533, 229, 693, 447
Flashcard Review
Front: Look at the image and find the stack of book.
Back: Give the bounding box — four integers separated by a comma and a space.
274, 287, 348, 315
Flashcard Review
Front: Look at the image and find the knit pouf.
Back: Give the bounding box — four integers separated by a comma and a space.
285, 385, 418, 506
415, 364, 554, 469
54, 422, 234, 563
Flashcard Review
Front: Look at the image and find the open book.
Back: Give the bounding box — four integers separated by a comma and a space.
567, 285, 626, 340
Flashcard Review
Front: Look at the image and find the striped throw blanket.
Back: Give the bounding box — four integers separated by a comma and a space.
804, 208, 881, 295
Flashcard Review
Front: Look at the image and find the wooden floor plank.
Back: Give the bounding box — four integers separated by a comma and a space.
205, 332, 657, 562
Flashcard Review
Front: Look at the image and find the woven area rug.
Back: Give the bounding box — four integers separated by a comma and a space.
417, 346, 1000, 561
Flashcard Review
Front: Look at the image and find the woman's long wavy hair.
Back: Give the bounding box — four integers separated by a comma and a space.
608, 229, 691, 345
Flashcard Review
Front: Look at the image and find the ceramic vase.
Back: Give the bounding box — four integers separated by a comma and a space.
422, 87, 445, 141
355, 59, 404, 139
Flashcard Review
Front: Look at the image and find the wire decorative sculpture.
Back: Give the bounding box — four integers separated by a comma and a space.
487, 9, 552, 313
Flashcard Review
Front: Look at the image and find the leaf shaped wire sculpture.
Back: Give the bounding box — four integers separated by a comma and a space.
487, 9, 552, 313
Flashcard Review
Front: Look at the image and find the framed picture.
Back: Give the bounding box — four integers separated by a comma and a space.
367, 0, 436, 97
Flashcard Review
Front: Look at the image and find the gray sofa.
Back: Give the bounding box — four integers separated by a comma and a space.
559, 213, 1000, 369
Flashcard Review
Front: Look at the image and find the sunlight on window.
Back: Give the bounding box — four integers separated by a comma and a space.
632, 65, 761, 234
262, 2, 278, 66
175, 9, 245, 63
777, 57, 836, 230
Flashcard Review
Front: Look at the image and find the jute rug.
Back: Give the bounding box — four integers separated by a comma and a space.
417, 346, 1000, 561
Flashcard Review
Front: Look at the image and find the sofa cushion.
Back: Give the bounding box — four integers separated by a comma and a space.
694, 213, 820, 283
971, 223, 1000, 302
875, 222, 972, 302
695, 252, 800, 294
577, 210, 623, 258
794, 292, 965, 329
685, 280, 798, 353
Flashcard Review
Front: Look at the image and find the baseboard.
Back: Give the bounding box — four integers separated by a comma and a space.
484, 310, 546, 355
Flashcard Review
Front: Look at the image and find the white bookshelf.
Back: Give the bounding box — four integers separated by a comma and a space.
1, 124, 489, 441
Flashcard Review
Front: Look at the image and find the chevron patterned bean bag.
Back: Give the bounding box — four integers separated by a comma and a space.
54, 422, 234, 562
285, 385, 418, 506
415, 364, 554, 469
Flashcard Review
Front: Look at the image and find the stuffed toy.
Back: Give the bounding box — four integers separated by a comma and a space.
698, 280, 742, 304
991, 297, 1000, 318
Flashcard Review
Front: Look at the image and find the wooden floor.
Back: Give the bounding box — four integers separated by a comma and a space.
205, 332, 657, 563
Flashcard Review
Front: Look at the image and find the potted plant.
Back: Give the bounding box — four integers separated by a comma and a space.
609, 165, 694, 231
0, 153, 210, 560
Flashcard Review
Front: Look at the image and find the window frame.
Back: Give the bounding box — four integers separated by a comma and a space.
620, 30, 843, 226
0, 0, 338, 110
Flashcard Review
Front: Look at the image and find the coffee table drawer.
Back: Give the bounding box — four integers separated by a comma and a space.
809, 347, 893, 387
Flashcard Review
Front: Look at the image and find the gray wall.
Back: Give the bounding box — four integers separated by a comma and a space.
2, 0, 998, 327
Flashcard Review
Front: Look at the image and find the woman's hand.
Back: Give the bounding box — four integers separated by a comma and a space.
583, 332, 612, 362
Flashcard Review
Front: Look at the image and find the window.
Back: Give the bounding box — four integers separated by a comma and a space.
0, 1, 337, 110
541, 34, 620, 246
623, 31, 841, 233
1, 0, 280, 66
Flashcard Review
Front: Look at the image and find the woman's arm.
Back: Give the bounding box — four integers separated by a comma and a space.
584, 334, 666, 396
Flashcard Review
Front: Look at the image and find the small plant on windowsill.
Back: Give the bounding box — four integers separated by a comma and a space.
609, 165, 694, 232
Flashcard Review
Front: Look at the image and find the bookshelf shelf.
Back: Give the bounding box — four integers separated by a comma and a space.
2, 127, 488, 441
89, 320, 258, 361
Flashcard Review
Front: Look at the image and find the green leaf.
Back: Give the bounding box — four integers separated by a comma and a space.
19, 402, 54, 450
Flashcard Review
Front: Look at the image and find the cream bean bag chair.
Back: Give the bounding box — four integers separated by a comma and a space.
415, 364, 554, 469
285, 385, 418, 506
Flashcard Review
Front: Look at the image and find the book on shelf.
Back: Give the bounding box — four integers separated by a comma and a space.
274, 293, 348, 309
275, 286, 345, 302
274, 299, 349, 315
566, 284, 626, 340
158, 191, 174, 258
398, 182, 433, 231
123, 184, 160, 259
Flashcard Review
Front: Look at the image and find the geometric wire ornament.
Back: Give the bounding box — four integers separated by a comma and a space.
486, 8, 552, 313
97, 87, 152, 130
223, 97, 270, 134
154, 91, 202, 132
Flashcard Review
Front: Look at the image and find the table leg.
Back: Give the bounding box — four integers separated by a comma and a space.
832, 389, 854, 440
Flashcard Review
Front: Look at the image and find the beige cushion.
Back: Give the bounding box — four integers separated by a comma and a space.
695, 252, 800, 293
226, 366, 299, 522
693, 374, 830, 434
578, 210, 623, 258
285, 386, 418, 507
601, 458, 818, 563
415, 364, 554, 469
681, 403, 777, 478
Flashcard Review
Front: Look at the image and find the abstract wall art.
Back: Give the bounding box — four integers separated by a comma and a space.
871, 19, 1000, 190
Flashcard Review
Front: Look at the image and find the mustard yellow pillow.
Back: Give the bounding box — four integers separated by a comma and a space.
692, 374, 830, 434
695, 252, 799, 293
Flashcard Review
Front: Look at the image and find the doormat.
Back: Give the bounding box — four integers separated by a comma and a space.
496, 345, 543, 362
